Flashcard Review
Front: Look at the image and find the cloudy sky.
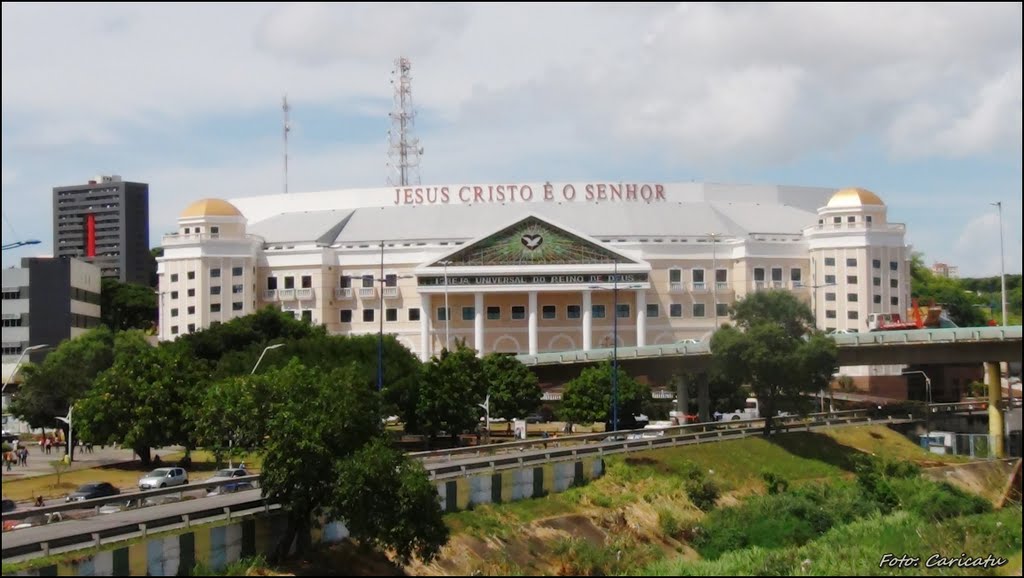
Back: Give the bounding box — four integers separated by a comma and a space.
2, 3, 1020, 276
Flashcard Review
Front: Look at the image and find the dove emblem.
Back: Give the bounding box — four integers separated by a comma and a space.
521, 234, 543, 250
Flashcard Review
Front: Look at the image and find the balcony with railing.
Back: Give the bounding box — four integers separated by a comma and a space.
668, 280, 685, 293
334, 287, 353, 300
804, 222, 906, 234
715, 281, 731, 292
278, 289, 296, 301
161, 232, 260, 246
691, 282, 707, 292
262, 290, 277, 301
382, 286, 399, 298
358, 287, 376, 298
296, 288, 314, 300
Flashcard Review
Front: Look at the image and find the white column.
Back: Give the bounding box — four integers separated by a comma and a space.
528, 291, 538, 355
419, 293, 431, 361
474, 292, 484, 356
636, 290, 647, 347
582, 290, 593, 351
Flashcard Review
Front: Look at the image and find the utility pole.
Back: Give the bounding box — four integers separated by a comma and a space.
387, 57, 423, 186
991, 202, 1007, 327
283, 95, 291, 194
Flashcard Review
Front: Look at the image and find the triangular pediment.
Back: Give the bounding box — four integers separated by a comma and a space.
429, 215, 639, 267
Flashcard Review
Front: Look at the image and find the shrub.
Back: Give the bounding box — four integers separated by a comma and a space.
658, 508, 681, 538
891, 478, 992, 521
686, 478, 720, 512
761, 470, 790, 495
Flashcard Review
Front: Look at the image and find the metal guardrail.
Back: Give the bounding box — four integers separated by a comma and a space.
1, 475, 262, 522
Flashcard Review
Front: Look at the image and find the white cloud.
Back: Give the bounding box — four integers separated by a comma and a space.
950, 209, 1023, 277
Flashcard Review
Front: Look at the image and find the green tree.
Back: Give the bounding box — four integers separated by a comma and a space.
75, 331, 209, 464
100, 278, 158, 331
417, 345, 487, 445
10, 327, 115, 432
559, 362, 650, 428
711, 290, 838, 435
259, 362, 382, 559
333, 438, 448, 564
482, 353, 541, 421
909, 254, 988, 327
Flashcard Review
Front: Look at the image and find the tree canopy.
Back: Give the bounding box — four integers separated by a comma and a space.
909, 254, 989, 327
711, 290, 837, 435
559, 362, 650, 428
100, 278, 158, 331
417, 345, 487, 443
481, 353, 541, 421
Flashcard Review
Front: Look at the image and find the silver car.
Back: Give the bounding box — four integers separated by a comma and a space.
138, 467, 188, 490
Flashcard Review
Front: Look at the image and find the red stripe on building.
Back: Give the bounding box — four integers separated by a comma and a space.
85, 213, 96, 257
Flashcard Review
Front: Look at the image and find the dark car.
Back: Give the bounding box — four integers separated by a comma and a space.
1, 498, 15, 513
65, 482, 120, 503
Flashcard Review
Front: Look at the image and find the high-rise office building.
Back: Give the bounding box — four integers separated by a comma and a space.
53, 175, 151, 285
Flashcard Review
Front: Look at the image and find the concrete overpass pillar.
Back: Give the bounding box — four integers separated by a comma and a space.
676, 375, 690, 424
986, 362, 1005, 458
697, 373, 711, 423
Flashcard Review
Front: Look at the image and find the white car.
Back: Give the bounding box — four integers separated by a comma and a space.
138, 467, 189, 490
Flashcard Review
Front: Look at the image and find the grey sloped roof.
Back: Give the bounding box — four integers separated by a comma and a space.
247, 209, 353, 245
250, 202, 817, 245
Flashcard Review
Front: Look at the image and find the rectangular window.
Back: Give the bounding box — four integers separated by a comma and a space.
171, 308, 179, 317
171, 273, 179, 283
692, 269, 705, 283
873, 294, 882, 304
210, 286, 221, 295
301, 275, 312, 288
462, 306, 475, 321
188, 288, 195, 297
487, 306, 501, 320
385, 274, 397, 287
826, 310, 836, 319
267, 277, 278, 290
542, 305, 556, 319
872, 259, 881, 269
832, 217, 841, 224
847, 311, 859, 320
825, 292, 836, 302
848, 293, 858, 302
716, 303, 729, 317
386, 308, 398, 322
790, 268, 802, 282
825, 257, 836, 266
339, 275, 351, 288
361, 275, 374, 288
232, 284, 243, 294
825, 274, 836, 284
753, 268, 765, 281
437, 307, 450, 321
408, 308, 420, 321
670, 304, 683, 317
363, 309, 374, 322
716, 269, 728, 283
171, 326, 179, 335
890, 261, 898, 271
171, 290, 179, 299
210, 268, 221, 278
891, 296, 899, 306
232, 302, 243, 311
890, 279, 898, 289
669, 269, 682, 283
211, 226, 219, 235
592, 304, 606, 319
847, 275, 858, 284
302, 310, 313, 323
646, 304, 659, 318
771, 268, 783, 282
692, 303, 706, 317
211, 303, 221, 313
187, 305, 195, 315
616, 303, 630, 318
511, 306, 526, 320
232, 266, 243, 277
846, 258, 857, 267
873, 277, 881, 286
567, 305, 581, 319
284, 276, 295, 289
187, 323, 196, 333
341, 310, 353, 323
187, 271, 195, 280
847, 216, 856, 223
866, 215, 873, 224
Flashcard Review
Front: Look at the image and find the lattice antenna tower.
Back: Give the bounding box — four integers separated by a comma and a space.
283, 94, 291, 194
387, 57, 423, 186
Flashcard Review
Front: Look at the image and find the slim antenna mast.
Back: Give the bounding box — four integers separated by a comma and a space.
387, 57, 423, 186
283, 95, 291, 194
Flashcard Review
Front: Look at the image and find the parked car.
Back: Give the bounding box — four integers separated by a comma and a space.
138, 467, 188, 490
1, 498, 16, 513
205, 468, 252, 494
3, 512, 62, 532
65, 482, 121, 503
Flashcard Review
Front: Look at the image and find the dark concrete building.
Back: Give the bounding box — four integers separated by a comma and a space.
53, 175, 151, 285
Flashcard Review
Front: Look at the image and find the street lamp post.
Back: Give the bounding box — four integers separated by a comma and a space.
56, 405, 73, 462
251, 343, 284, 375
375, 242, 415, 391
2, 343, 50, 395
708, 233, 722, 330
903, 369, 933, 447
589, 263, 644, 433
991, 202, 1007, 327
478, 393, 490, 444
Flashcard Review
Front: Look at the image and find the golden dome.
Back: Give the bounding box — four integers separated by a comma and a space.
826, 188, 885, 208
180, 199, 242, 219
